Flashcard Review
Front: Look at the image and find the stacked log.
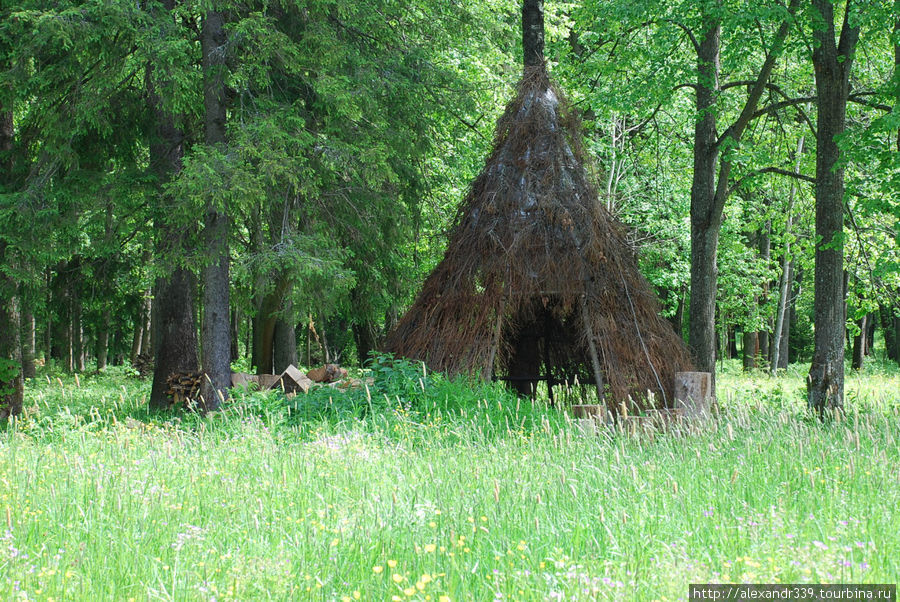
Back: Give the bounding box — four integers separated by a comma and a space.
307, 364, 348, 384
165, 371, 203, 404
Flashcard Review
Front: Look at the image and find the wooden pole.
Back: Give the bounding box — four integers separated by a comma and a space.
484, 297, 507, 381
580, 298, 605, 402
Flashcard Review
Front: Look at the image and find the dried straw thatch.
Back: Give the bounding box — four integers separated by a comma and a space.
385, 66, 693, 410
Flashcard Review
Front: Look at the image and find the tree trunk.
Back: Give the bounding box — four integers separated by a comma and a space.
895, 313, 900, 366
72, 295, 84, 372
1, 103, 23, 415
254, 302, 277, 375
150, 269, 199, 408
807, 0, 859, 415
522, 0, 544, 69
96, 307, 110, 371
146, 18, 199, 408
44, 270, 52, 367
273, 309, 297, 374
743, 331, 758, 370
64, 297, 73, 372
687, 0, 798, 392
865, 314, 875, 356
668, 284, 686, 339
353, 320, 378, 366
0, 273, 23, 419
199, 8, 230, 412
230, 308, 240, 364
687, 15, 722, 384
851, 315, 866, 371
140, 293, 152, 356
772, 136, 804, 373
21, 306, 35, 379
757, 223, 771, 368
130, 311, 143, 364
776, 261, 794, 370
0, 244, 23, 418
882, 305, 898, 362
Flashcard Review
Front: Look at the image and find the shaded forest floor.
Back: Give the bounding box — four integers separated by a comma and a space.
1, 358, 898, 600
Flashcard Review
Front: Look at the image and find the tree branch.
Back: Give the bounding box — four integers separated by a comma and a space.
715, 0, 801, 149
662, 18, 700, 54
848, 93, 892, 112
749, 96, 818, 123
727, 166, 815, 197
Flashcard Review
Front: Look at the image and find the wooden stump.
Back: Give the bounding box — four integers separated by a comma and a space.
674, 372, 712, 420
572, 404, 603, 419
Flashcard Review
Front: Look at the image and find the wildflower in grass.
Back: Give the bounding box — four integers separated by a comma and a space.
373, 565, 384, 574
388, 559, 398, 568
424, 543, 436, 553
393, 573, 404, 583
439, 596, 451, 602
812, 540, 828, 550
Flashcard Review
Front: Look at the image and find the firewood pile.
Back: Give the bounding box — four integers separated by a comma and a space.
306, 363, 348, 384
132, 353, 154, 379
231, 363, 366, 397
166, 371, 203, 404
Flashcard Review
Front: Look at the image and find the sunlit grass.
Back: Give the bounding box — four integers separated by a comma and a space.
0, 360, 898, 600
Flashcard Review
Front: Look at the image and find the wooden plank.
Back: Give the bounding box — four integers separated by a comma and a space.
277, 364, 313, 394
231, 372, 258, 388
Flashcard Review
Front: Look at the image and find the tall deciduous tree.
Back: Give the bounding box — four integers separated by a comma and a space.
807, 0, 859, 415
771, 135, 805, 374
688, 0, 799, 388
199, 8, 230, 411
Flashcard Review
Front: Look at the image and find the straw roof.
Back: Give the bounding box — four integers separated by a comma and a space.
385, 66, 693, 409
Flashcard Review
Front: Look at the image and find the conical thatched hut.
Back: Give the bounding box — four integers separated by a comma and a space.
384, 66, 693, 411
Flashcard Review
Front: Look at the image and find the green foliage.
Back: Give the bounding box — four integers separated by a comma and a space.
281, 354, 532, 436
0, 358, 18, 397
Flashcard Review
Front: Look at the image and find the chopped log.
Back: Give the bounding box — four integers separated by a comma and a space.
164, 370, 203, 405
306, 363, 348, 384
257, 374, 280, 390
273, 364, 312, 394
231, 372, 258, 388
674, 371, 713, 419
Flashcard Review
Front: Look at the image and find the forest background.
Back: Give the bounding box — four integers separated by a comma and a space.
1, 0, 899, 414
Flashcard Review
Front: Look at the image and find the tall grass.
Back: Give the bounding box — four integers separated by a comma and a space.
0, 359, 898, 600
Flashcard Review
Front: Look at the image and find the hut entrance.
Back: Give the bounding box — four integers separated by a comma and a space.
502, 297, 594, 405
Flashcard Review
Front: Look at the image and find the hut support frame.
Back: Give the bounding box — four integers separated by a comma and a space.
580, 297, 605, 403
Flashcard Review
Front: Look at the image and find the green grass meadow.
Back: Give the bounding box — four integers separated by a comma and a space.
1, 359, 898, 600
